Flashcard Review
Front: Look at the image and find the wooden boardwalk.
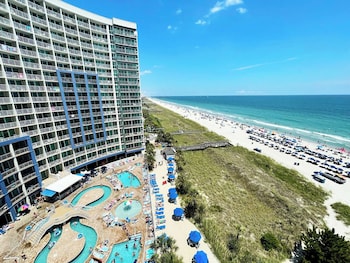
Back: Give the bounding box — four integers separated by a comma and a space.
176, 141, 232, 152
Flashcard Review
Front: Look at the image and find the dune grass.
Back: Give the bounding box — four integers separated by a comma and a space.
331, 202, 350, 226
145, 99, 328, 262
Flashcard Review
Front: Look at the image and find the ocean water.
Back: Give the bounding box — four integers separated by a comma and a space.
152, 95, 350, 150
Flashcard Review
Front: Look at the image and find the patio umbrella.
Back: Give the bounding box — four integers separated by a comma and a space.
193, 251, 208, 263
168, 174, 175, 180
168, 188, 177, 194
173, 208, 184, 217
18, 204, 29, 212
189, 230, 202, 243
169, 191, 178, 200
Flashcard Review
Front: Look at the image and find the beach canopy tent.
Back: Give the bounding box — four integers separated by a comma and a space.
189, 230, 202, 244
42, 174, 83, 201
173, 207, 184, 217
192, 251, 208, 263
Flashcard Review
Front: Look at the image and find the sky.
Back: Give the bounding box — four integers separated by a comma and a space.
64, 0, 350, 96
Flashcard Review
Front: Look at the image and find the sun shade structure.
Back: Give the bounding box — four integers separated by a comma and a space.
189, 230, 202, 243
41, 174, 83, 201
173, 208, 184, 217
17, 204, 29, 212
168, 174, 175, 180
192, 250, 208, 263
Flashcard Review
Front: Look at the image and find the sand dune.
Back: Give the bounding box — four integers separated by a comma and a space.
147, 98, 350, 263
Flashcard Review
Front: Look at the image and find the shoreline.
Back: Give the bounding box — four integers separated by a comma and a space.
151, 98, 350, 152
148, 98, 350, 240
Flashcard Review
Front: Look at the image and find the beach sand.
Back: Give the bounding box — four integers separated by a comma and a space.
148, 98, 350, 261
149, 148, 220, 263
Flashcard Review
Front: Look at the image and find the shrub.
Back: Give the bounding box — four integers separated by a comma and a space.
260, 232, 280, 251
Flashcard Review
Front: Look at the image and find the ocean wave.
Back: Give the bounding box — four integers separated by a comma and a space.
313, 132, 350, 143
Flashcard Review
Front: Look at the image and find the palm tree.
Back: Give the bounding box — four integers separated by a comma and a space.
149, 234, 183, 262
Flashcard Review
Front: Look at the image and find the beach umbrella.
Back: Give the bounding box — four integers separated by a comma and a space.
193, 251, 208, 263
189, 230, 201, 243
18, 204, 29, 212
169, 191, 178, 200
173, 208, 184, 217
168, 157, 174, 161
168, 174, 175, 180
168, 187, 177, 193
168, 163, 174, 167
168, 167, 174, 173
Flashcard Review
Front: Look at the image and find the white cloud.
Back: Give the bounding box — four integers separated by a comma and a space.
234, 64, 263, 71
236, 7, 247, 14
176, 8, 182, 15
140, 70, 152, 76
195, 19, 207, 25
210, 0, 243, 15
167, 25, 172, 30
233, 57, 298, 71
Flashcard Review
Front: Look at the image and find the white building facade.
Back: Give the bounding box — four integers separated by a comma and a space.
0, 0, 143, 224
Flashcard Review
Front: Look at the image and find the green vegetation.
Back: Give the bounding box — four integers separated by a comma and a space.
298, 226, 350, 263
331, 202, 350, 226
261, 232, 280, 251
150, 234, 183, 263
143, 99, 329, 262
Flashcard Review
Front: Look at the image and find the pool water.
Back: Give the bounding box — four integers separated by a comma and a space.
71, 185, 112, 207
70, 218, 98, 263
115, 200, 142, 219
105, 238, 141, 263
34, 226, 62, 263
116, 171, 141, 188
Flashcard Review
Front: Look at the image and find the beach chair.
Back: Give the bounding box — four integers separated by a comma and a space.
156, 215, 165, 219
156, 225, 166, 230
156, 211, 164, 215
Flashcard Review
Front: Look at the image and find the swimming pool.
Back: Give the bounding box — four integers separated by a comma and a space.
105, 238, 141, 263
115, 199, 142, 220
71, 185, 112, 207
116, 171, 141, 188
34, 226, 62, 263
70, 218, 98, 263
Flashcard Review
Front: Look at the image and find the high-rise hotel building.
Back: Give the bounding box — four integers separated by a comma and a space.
0, 0, 143, 224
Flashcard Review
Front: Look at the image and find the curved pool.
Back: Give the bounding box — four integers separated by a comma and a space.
71, 185, 111, 207
34, 226, 62, 263
115, 199, 142, 220
69, 218, 98, 263
116, 171, 141, 188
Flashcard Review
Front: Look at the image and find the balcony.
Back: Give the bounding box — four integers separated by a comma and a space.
0, 30, 15, 40
28, 1, 45, 13
18, 160, 33, 170
1, 57, 21, 66
17, 35, 35, 44
10, 7, 29, 19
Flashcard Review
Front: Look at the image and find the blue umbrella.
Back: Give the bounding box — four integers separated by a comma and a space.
168, 188, 177, 193
193, 251, 208, 263
173, 207, 184, 217
169, 191, 178, 199
168, 174, 175, 180
189, 230, 201, 243
168, 163, 174, 167
168, 157, 174, 161
168, 167, 174, 173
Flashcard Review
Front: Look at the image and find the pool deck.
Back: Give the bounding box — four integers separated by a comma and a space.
2, 155, 149, 263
